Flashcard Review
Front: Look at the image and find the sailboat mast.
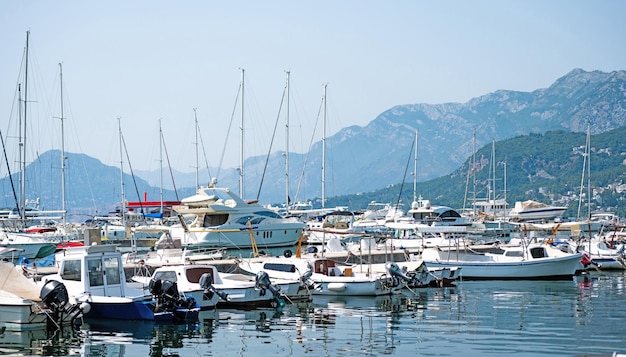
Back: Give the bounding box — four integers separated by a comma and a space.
586, 120, 591, 219
321, 83, 327, 209
239, 68, 245, 198
159, 119, 164, 214
193, 108, 199, 190
17, 83, 24, 220
118, 118, 126, 226
413, 130, 418, 204
20, 31, 30, 220
59, 63, 67, 226
577, 121, 591, 219
472, 129, 477, 217
285, 71, 290, 212
491, 138, 496, 204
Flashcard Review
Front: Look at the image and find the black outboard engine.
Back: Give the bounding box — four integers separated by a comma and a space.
40, 280, 69, 311
199, 272, 229, 301
255, 271, 282, 299
40, 280, 85, 330
149, 278, 196, 312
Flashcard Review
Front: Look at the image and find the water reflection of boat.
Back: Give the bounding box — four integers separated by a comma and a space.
0, 327, 49, 355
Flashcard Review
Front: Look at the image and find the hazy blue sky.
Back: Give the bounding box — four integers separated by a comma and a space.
2, 1, 625, 176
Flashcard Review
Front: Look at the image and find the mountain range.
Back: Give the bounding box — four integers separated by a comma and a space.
2, 68, 626, 220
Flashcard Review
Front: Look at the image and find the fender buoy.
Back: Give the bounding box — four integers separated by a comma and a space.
581, 252, 592, 267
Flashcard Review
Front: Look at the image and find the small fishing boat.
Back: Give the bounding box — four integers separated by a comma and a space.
39, 245, 198, 322
0, 262, 83, 331
421, 242, 583, 280
133, 264, 302, 309
238, 256, 408, 296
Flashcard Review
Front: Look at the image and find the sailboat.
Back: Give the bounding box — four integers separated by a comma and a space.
0, 32, 59, 261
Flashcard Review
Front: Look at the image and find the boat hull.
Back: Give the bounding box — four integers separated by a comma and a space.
423, 252, 582, 280
0, 297, 47, 330
83, 297, 157, 320
311, 278, 396, 296
174, 225, 303, 250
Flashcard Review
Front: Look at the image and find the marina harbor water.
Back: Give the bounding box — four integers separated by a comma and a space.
1, 271, 624, 356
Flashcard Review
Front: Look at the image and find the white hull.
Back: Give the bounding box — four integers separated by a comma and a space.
238, 256, 402, 296
135, 264, 303, 310
174, 224, 303, 249
422, 247, 582, 279
0, 296, 47, 330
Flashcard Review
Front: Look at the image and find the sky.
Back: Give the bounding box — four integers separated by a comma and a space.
1, 1, 625, 178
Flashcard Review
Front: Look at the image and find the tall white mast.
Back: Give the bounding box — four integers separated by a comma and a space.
321, 83, 327, 209
285, 71, 290, 212
413, 130, 418, 204
577, 120, 591, 219
159, 119, 164, 214
58, 63, 67, 226
118, 118, 126, 226
239, 68, 245, 198
193, 108, 199, 190
19, 31, 30, 220
491, 138, 496, 204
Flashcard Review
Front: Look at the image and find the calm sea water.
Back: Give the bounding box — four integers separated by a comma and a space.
2, 271, 625, 357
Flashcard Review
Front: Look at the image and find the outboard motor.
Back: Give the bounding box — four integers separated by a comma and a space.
386, 262, 410, 284
40, 280, 85, 330
255, 271, 282, 299
199, 272, 229, 301
150, 278, 197, 313
404, 263, 433, 288
299, 269, 322, 292
40, 280, 69, 311
385, 262, 421, 288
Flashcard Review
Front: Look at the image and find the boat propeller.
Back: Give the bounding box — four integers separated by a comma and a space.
199, 272, 229, 301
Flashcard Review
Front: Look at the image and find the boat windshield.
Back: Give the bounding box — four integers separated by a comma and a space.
61, 259, 81, 281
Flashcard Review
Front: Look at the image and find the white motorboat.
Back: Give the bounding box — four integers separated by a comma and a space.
0, 262, 83, 331
141, 233, 225, 267
40, 245, 198, 322
306, 210, 367, 244
396, 196, 471, 226
509, 200, 567, 222
384, 221, 471, 251
133, 264, 304, 309
421, 243, 583, 280
168, 184, 305, 250
238, 256, 407, 296
0, 232, 57, 261
572, 236, 626, 270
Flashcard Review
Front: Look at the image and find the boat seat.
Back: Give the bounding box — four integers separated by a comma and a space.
335, 222, 348, 229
